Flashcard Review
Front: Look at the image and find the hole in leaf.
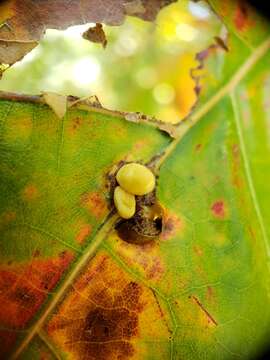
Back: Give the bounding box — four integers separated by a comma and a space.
116, 194, 164, 245
0, 0, 222, 124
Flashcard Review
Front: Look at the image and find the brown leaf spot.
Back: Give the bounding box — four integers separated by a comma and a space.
211, 200, 225, 219
161, 211, 182, 240
147, 257, 165, 280
81, 192, 107, 219
46, 254, 145, 360
21, 184, 38, 201
72, 117, 82, 131
190, 295, 218, 327
39, 348, 54, 360
33, 249, 41, 257
75, 224, 92, 244
195, 143, 202, 152
0, 252, 74, 330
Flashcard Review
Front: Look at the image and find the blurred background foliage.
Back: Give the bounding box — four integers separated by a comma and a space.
0, 0, 222, 123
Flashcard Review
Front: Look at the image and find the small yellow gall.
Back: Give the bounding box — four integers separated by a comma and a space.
116, 163, 155, 196
114, 186, 136, 219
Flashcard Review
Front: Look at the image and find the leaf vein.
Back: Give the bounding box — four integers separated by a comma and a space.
231, 91, 270, 262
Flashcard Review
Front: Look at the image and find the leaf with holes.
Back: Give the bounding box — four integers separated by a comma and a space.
1, 1, 270, 359
0, 0, 176, 67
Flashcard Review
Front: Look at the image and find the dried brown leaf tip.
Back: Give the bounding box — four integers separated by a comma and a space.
0, 39, 37, 67
83, 24, 107, 49
68, 94, 102, 108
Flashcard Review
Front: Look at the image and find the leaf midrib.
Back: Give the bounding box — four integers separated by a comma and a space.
10, 35, 270, 359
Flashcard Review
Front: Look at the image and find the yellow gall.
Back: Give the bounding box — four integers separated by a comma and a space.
116, 163, 155, 196
114, 186, 136, 219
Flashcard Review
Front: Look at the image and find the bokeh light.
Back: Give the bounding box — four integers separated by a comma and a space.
0, 0, 222, 123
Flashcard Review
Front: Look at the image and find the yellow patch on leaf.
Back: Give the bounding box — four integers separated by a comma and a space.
4, 114, 32, 143
110, 231, 165, 282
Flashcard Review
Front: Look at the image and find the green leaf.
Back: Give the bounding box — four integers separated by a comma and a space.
1, 1, 270, 360
0, 95, 171, 358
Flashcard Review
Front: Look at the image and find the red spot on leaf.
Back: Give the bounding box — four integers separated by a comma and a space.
75, 224, 92, 244
211, 201, 225, 218
81, 192, 107, 218
0, 251, 74, 356
234, 1, 252, 31
40, 349, 54, 360
190, 295, 218, 327
22, 184, 38, 201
